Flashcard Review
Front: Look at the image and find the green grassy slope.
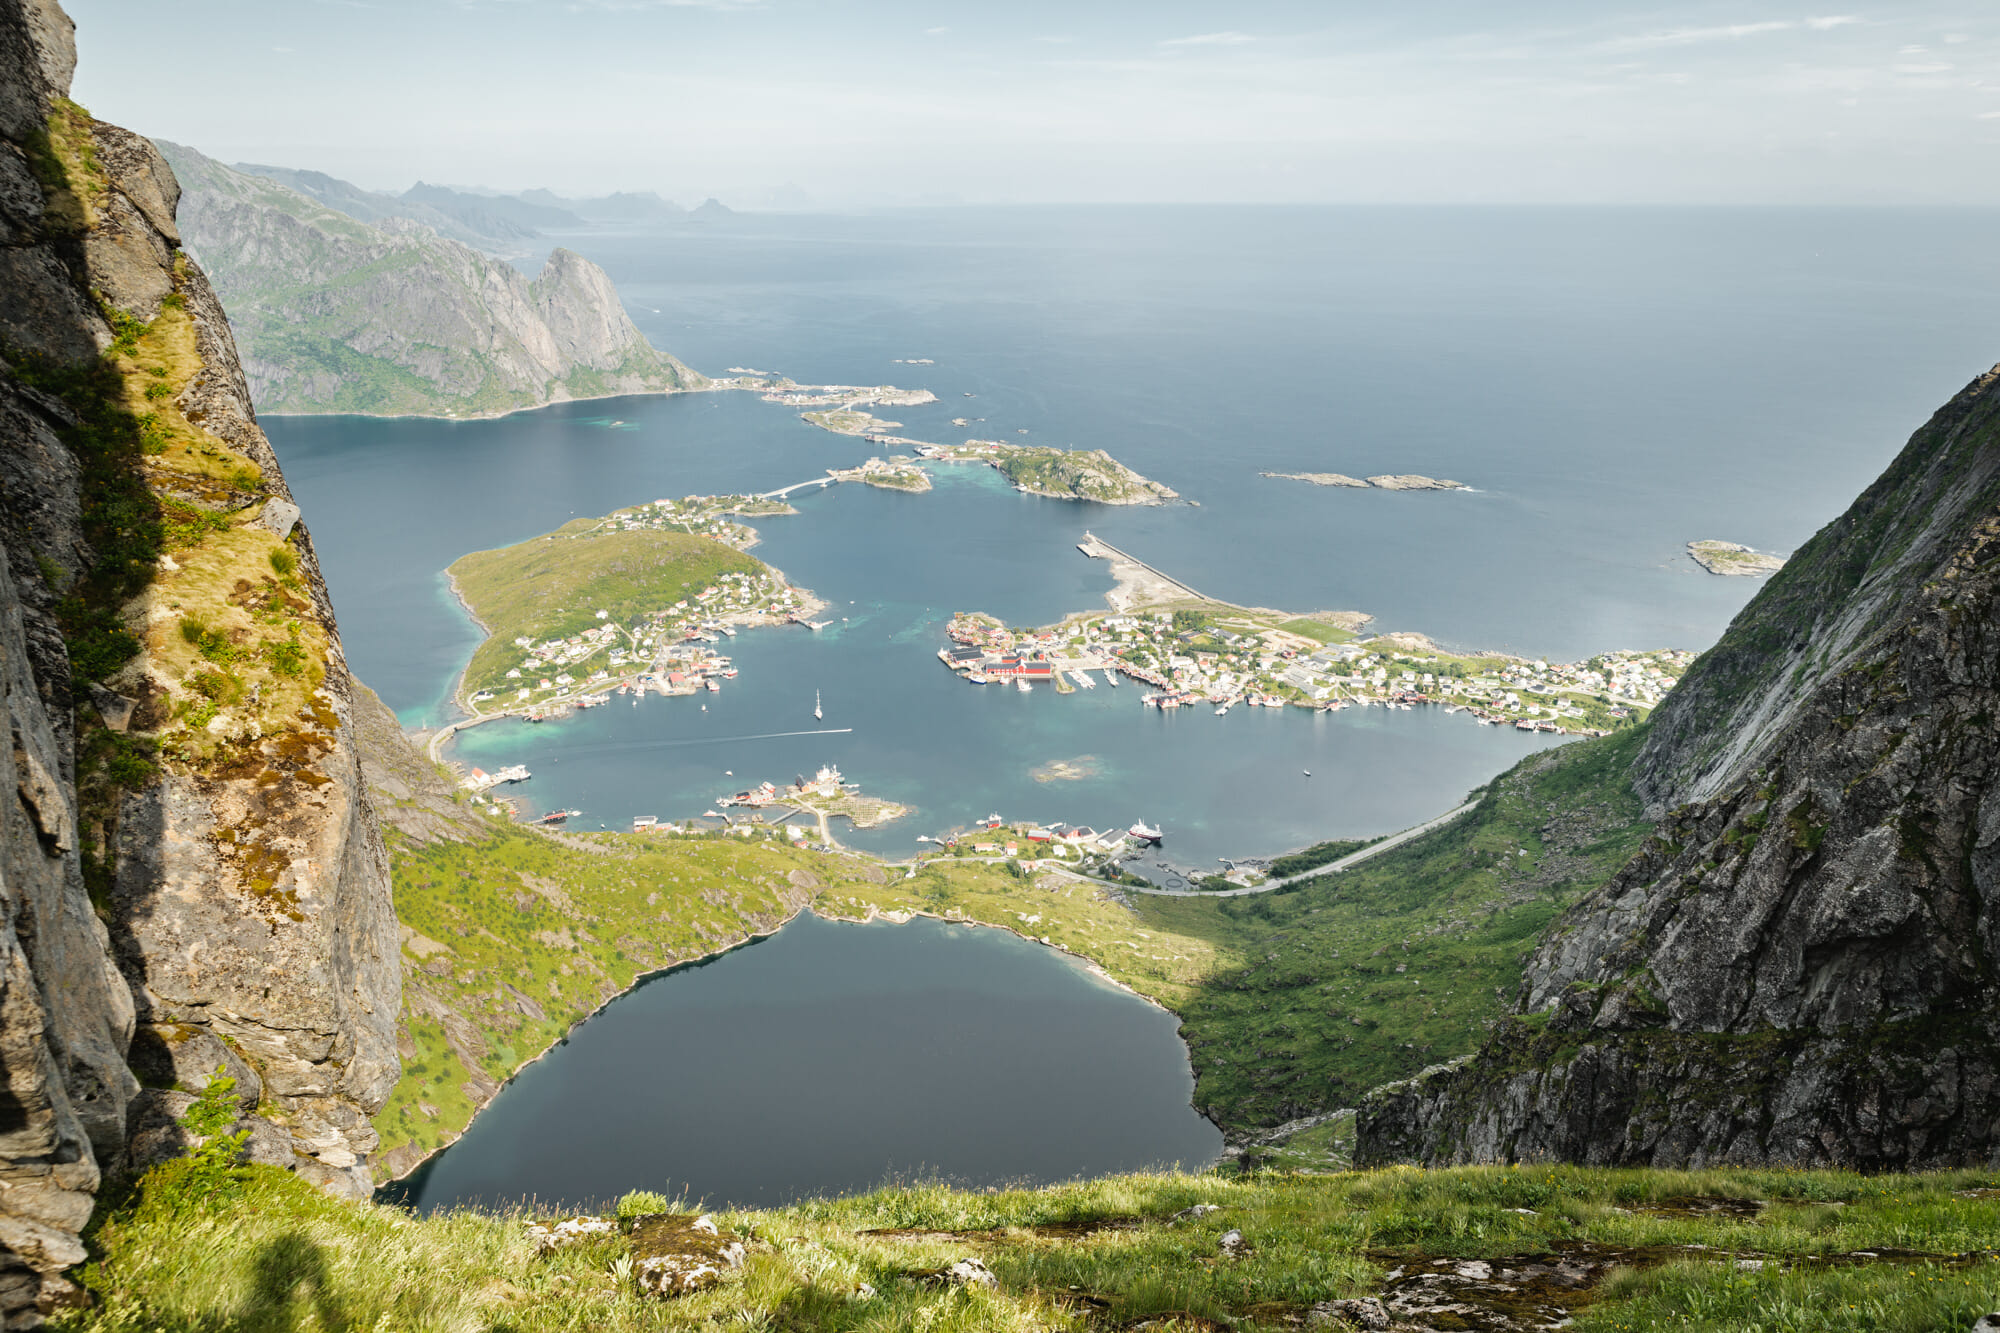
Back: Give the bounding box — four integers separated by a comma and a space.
70, 1156, 2000, 1332
1139, 727, 1654, 1131
379, 824, 897, 1169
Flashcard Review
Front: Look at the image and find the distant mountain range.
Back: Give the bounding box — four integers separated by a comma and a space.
158, 141, 705, 417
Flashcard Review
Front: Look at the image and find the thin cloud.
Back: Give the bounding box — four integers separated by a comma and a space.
1162, 31, 1254, 48
1601, 21, 1794, 51
924, 26, 948, 36
1804, 16, 1862, 31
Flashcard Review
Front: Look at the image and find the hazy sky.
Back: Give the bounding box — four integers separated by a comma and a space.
66, 1, 2000, 206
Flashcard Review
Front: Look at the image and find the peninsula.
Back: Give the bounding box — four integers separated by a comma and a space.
935, 534, 1687, 735
158, 142, 704, 417
1688, 538, 1788, 575
445, 501, 823, 717
1263, 470, 1469, 491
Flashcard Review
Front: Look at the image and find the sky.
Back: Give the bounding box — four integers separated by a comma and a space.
65, 1, 2000, 207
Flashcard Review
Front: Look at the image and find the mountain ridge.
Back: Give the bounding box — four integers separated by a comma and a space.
1357, 361, 2000, 1170
156, 141, 704, 418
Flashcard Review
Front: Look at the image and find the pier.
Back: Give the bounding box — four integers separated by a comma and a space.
1076, 532, 1212, 609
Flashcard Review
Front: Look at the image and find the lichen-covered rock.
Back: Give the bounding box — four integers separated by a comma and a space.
629, 1213, 747, 1298
1359, 364, 2000, 1171
1307, 1297, 1390, 1330
523, 1215, 616, 1254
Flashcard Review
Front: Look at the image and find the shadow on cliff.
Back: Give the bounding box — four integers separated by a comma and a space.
236, 1233, 357, 1332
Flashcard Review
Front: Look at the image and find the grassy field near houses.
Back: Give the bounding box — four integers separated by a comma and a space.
447, 520, 778, 702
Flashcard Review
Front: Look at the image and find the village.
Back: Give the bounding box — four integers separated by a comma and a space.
937, 606, 1692, 736
572, 492, 799, 551
462, 564, 825, 724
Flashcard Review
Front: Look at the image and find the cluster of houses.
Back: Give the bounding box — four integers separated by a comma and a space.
934, 610, 1691, 735
470, 568, 802, 715
601, 494, 793, 550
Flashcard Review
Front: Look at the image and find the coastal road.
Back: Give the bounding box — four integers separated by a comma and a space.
1114, 800, 1479, 897
922, 799, 1480, 898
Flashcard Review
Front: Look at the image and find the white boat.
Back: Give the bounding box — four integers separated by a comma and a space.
1016, 678, 1032, 693
1104, 671, 1118, 687
1129, 820, 1163, 843
814, 689, 822, 720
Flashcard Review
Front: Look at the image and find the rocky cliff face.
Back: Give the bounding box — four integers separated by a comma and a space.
0, 0, 399, 1321
1358, 365, 2000, 1171
156, 142, 703, 417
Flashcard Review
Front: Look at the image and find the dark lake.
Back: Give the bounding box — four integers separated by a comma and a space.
385, 911, 1221, 1211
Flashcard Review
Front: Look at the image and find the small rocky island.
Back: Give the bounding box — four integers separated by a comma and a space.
924, 441, 1179, 504
1687, 540, 1788, 576
1263, 471, 1468, 491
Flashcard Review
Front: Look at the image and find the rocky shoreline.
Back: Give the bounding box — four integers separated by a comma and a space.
1686, 539, 1787, 576
1263, 471, 1468, 491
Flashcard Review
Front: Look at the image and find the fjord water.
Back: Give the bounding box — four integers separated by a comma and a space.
389, 912, 1221, 1211
273, 206, 2000, 866
281, 206, 2000, 1205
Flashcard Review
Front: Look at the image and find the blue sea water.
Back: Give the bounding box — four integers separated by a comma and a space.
272, 205, 2000, 870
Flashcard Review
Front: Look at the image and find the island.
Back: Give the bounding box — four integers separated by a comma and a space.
919, 441, 1179, 504
933, 533, 1690, 735
825, 456, 932, 492
1263, 471, 1468, 491
1688, 539, 1788, 576
444, 500, 825, 720
714, 763, 910, 842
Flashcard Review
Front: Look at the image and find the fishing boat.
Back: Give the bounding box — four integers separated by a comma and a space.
1129, 820, 1164, 844
705, 678, 720, 692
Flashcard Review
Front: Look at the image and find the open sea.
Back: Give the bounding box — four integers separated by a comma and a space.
271, 205, 2000, 871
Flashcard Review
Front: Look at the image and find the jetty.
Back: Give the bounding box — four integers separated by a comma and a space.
1076, 532, 1211, 609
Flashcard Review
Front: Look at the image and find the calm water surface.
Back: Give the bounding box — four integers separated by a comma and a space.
273, 207, 2000, 866
389, 912, 1221, 1211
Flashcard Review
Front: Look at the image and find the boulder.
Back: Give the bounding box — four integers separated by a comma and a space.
629, 1213, 746, 1298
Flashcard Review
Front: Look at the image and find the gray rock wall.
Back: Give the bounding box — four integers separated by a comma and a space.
0, 0, 400, 1321
1359, 365, 2000, 1171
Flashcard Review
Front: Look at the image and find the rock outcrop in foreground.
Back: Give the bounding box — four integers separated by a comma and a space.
155, 141, 703, 417
0, 0, 399, 1320
1360, 364, 2000, 1170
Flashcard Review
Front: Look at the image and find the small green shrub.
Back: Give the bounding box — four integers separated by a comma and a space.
264, 639, 306, 678
615, 1190, 673, 1220
268, 546, 297, 578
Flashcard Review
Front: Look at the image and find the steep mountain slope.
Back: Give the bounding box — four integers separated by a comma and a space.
1359, 364, 2000, 1170
0, 0, 401, 1318
156, 142, 703, 417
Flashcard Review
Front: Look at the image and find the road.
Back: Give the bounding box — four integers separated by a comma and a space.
1096, 800, 1478, 898
906, 799, 1480, 898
